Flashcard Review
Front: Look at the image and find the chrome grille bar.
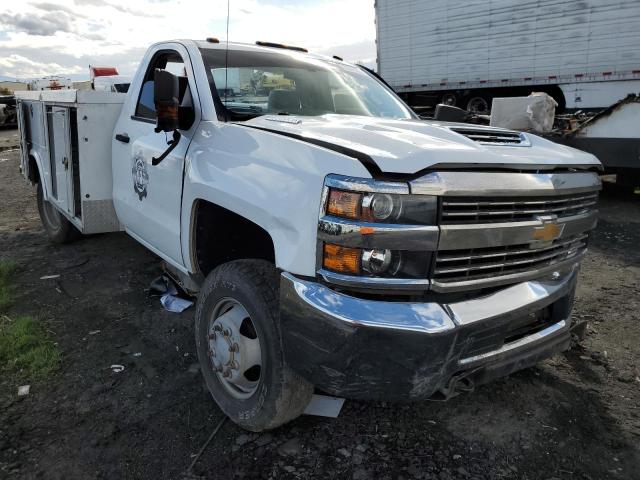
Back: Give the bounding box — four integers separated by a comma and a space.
434, 234, 588, 283
441, 192, 599, 223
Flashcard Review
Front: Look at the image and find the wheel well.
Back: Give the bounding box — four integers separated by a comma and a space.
192, 200, 276, 276
28, 155, 40, 183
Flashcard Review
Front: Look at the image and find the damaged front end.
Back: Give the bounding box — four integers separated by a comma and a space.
279, 168, 600, 401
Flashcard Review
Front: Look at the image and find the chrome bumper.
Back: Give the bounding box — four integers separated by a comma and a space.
280, 266, 579, 400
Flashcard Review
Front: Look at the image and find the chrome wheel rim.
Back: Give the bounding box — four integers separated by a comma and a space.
467, 97, 489, 114
207, 298, 262, 400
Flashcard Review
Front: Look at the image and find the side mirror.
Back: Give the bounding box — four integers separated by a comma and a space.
153, 69, 194, 133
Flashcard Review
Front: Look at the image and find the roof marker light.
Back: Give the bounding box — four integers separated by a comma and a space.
206, 37, 220, 43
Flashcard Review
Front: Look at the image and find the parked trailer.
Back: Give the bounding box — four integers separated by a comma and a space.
376, 0, 640, 114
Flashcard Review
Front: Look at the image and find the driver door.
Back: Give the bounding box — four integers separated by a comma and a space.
112, 47, 199, 267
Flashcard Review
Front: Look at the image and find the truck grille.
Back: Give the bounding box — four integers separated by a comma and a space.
449, 127, 526, 145
441, 192, 598, 224
433, 234, 588, 284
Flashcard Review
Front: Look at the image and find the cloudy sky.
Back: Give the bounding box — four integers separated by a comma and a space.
0, 0, 376, 80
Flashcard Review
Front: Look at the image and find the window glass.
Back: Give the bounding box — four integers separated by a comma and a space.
136, 81, 155, 118
134, 53, 186, 120
200, 48, 415, 121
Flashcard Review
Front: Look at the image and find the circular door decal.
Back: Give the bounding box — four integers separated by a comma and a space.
132, 152, 149, 201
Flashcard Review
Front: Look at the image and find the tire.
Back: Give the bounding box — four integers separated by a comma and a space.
464, 94, 491, 114
195, 259, 313, 431
440, 92, 458, 107
36, 182, 81, 244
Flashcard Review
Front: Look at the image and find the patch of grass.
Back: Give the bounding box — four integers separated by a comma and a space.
0, 315, 61, 380
0, 260, 61, 380
0, 260, 18, 312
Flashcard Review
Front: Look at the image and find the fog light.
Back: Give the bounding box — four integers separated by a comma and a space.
362, 249, 394, 275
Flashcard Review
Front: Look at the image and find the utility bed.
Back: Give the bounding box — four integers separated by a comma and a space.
16, 90, 125, 234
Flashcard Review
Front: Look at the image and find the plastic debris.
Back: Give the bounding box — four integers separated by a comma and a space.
132, 352, 142, 357
160, 294, 193, 313
18, 385, 30, 396
149, 274, 194, 313
88, 330, 101, 335
302, 394, 345, 418
40, 274, 60, 280
110, 364, 125, 373
149, 275, 178, 296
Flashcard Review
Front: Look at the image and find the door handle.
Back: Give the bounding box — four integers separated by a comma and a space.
115, 133, 130, 143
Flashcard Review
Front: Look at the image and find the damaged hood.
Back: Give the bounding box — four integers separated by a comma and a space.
244, 114, 601, 174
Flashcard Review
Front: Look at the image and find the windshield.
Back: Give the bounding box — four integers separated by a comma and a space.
199, 47, 415, 121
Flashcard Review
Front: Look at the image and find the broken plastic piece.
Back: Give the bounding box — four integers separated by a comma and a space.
160, 294, 193, 313
40, 274, 60, 280
149, 275, 178, 296
18, 385, 30, 396
302, 394, 345, 418
110, 364, 125, 373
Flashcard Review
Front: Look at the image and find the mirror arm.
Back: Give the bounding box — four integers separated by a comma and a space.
152, 130, 181, 166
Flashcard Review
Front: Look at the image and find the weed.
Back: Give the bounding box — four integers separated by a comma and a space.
0, 315, 61, 380
0, 261, 61, 380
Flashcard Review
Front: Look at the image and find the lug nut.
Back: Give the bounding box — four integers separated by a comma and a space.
223, 329, 231, 337
229, 343, 239, 353
213, 325, 222, 332
223, 369, 231, 378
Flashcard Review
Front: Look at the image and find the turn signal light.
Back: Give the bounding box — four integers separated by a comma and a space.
327, 190, 361, 219
323, 243, 360, 274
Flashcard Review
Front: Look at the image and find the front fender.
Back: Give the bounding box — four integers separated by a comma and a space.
180, 121, 371, 276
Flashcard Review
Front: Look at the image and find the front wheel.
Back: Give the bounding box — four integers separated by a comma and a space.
36, 182, 81, 244
195, 259, 313, 431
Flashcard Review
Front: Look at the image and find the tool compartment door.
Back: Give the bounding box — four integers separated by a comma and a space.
46, 106, 75, 218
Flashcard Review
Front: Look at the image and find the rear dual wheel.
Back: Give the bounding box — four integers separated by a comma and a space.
195, 259, 313, 431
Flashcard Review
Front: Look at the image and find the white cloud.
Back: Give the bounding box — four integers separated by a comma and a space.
0, 0, 376, 79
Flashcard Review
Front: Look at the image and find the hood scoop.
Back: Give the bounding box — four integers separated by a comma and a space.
448, 126, 530, 147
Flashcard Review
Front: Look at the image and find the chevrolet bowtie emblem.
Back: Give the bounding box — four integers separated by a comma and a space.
532, 215, 565, 243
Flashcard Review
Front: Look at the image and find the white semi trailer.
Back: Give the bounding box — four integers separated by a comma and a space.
376, 0, 640, 114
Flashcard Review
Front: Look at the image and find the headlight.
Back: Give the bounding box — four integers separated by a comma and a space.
319, 175, 438, 289
326, 188, 437, 225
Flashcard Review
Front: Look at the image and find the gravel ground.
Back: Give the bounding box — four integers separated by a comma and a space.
0, 145, 639, 480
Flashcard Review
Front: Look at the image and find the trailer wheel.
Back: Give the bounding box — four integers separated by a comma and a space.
441, 92, 458, 106
195, 259, 313, 431
465, 95, 491, 114
36, 182, 81, 244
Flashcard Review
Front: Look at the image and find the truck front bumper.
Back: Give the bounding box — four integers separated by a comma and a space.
280, 267, 578, 401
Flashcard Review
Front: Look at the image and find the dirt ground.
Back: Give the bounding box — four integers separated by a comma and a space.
1, 139, 639, 480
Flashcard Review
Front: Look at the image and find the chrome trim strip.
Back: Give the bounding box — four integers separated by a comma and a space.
282, 272, 451, 333
410, 171, 602, 197
437, 210, 597, 250
318, 269, 431, 291
318, 216, 439, 250
458, 320, 567, 365
325, 174, 409, 194
431, 254, 583, 293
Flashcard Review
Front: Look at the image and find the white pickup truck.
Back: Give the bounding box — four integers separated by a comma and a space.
16, 39, 602, 431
